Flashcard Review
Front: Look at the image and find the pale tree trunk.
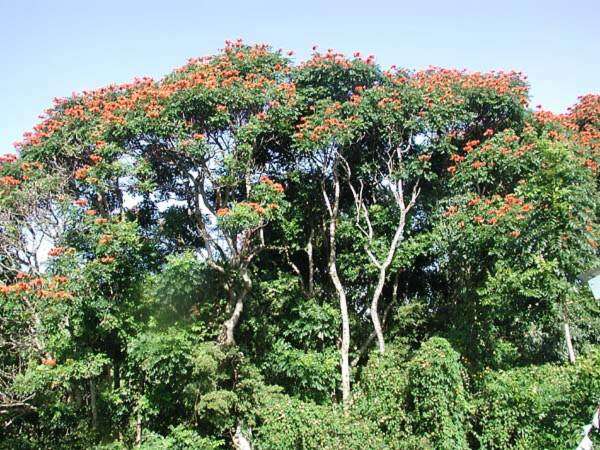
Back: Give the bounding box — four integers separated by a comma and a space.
341, 144, 418, 356
369, 214, 406, 354
135, 408, 142, 447
306, 228, 314, 296
564, 322, 576, 364
219, 269, 252, 347
322, 169, 351, 410
233, 422, 252, 450
562, 306, 576, 363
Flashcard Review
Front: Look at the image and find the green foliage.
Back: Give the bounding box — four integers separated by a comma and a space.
254, 393, 386, 449
406, 337, 470, 449
474, 350, 600, 449
1, 43, 598, 449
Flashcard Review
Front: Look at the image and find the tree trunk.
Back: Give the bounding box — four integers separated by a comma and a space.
369, 211, 406, 354
219, 269, 252, 347
135, 407, 142, 447
233, 422, 252, 450
370, 272, 387, 354
564, 321, 576, 363
306, 229, 314, 296
323, 172, 351, 410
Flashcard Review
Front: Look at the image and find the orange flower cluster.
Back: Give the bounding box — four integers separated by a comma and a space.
216, 208, 230, 217
301, 49, 354, 70
0, 274, 71, 299
240, 201, 266, 214
464, 140, 480, 153
99, 256, 115, 264
0, 175, 21, 186
259, 175, 284, 193
14, 43, 291, 150
73, 198, 88, 207
48, 246, 66, 257
411, 68, 529, 106
74, 165, 90, 180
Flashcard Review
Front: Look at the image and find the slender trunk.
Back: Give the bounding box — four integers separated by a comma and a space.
89, 378, 98, 430
323, 172, 351, 410
330, 254, 351, 410
219, 269, 252, 346
370, 212, 406, 354
371, 273, 387, 354
352, 288, 398, 367
564, 321, 576, 364
306, 229, 314, 296
135, 408, 142, 447
233, 422, 252, 450
562, 305, 576, 364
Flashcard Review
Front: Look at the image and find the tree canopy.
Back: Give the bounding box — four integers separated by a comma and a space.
1, 41, 599, 449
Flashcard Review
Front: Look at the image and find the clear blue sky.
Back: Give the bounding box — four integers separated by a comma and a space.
1, 0, 598, 154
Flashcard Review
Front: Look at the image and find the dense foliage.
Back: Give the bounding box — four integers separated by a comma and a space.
1, 41, 598, 449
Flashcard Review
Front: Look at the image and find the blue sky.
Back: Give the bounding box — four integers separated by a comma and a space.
1, 0, 598, 154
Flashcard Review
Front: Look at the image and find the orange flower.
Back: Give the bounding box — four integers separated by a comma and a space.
73, 198, 88, 207
510, 230, 521, 238
53, 276, 69, 284
90, 154, 103, 163
0, 175, 21, 186
100, 256, 115, 264
94, 218, 109, 225
447, 166, 457, 175
216, 208, 230, 217
473, 216, 484, 224
521, 204, 533, 212
74, 165, 90, 180
467, 197, 480, 207
98, 234, 113, 245
85, 209, 97, 216
41, 358, 57, 367
48, 247, 66, 257
464, 140, 480, 152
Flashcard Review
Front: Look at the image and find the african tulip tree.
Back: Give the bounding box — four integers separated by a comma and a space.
11, 40, 296, 348
2, 42, 598, 448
